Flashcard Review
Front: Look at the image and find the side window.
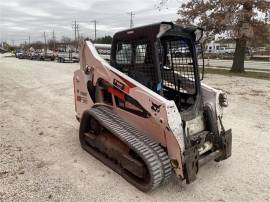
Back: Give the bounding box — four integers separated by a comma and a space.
116, 44, 132, 64
135, 44, 146, 64
115, 40, 156, 91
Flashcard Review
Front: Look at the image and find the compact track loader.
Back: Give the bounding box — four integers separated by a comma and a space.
73, 22, 232, 192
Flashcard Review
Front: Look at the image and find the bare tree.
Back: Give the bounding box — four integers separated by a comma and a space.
30, 41, 44, 50
61, 36, 72, 45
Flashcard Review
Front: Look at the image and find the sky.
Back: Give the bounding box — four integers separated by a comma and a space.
0, 0, 182, 45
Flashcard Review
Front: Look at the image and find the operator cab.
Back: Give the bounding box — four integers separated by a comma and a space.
110, 22, 204, 117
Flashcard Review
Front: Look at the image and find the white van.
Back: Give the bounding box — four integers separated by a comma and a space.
94, 44, 111, 62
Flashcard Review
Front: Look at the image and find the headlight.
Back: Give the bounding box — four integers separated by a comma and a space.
219, 92, 228, 107
194, 28, 203, 42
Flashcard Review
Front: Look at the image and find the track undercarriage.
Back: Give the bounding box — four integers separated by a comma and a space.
79, 106, 172, 191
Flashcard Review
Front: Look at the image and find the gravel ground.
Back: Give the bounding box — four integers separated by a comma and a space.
0, 55, 270, 202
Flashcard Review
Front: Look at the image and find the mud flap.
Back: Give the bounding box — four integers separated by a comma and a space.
183, 146, 199, 184
215, 129, 232, 161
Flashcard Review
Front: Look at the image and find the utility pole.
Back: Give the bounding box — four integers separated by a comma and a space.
72, 20, 80, 49
127, 11, 135, 28
43, 32, 47, 53
28, 36, 31, 46
91, 20, 97, 41
76, 24, 80, 41
52, 30, 56, 50
72, 20, 77, 42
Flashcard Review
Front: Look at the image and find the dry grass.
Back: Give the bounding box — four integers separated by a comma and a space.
205, 68, 270, 80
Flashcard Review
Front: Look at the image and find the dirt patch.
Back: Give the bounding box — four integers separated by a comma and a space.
1, 56, 270, 202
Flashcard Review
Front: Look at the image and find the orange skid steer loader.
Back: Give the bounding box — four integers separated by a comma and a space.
73, 22, 232, 192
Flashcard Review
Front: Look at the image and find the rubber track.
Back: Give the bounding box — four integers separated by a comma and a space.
88, 106, 172, 191
96, 106, 172, 183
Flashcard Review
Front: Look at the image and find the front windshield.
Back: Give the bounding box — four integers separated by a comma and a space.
160, 37, 197, 95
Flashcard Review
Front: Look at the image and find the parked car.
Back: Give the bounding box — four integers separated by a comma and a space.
16, 51, 24, 59
29, 51, 40, 60
17, 51, 28, 59
38, 51, 56, 61
15, 49, 23, 58
94, 44, 111, 62
57, 51, 79, 63
224, 48, 235, 54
